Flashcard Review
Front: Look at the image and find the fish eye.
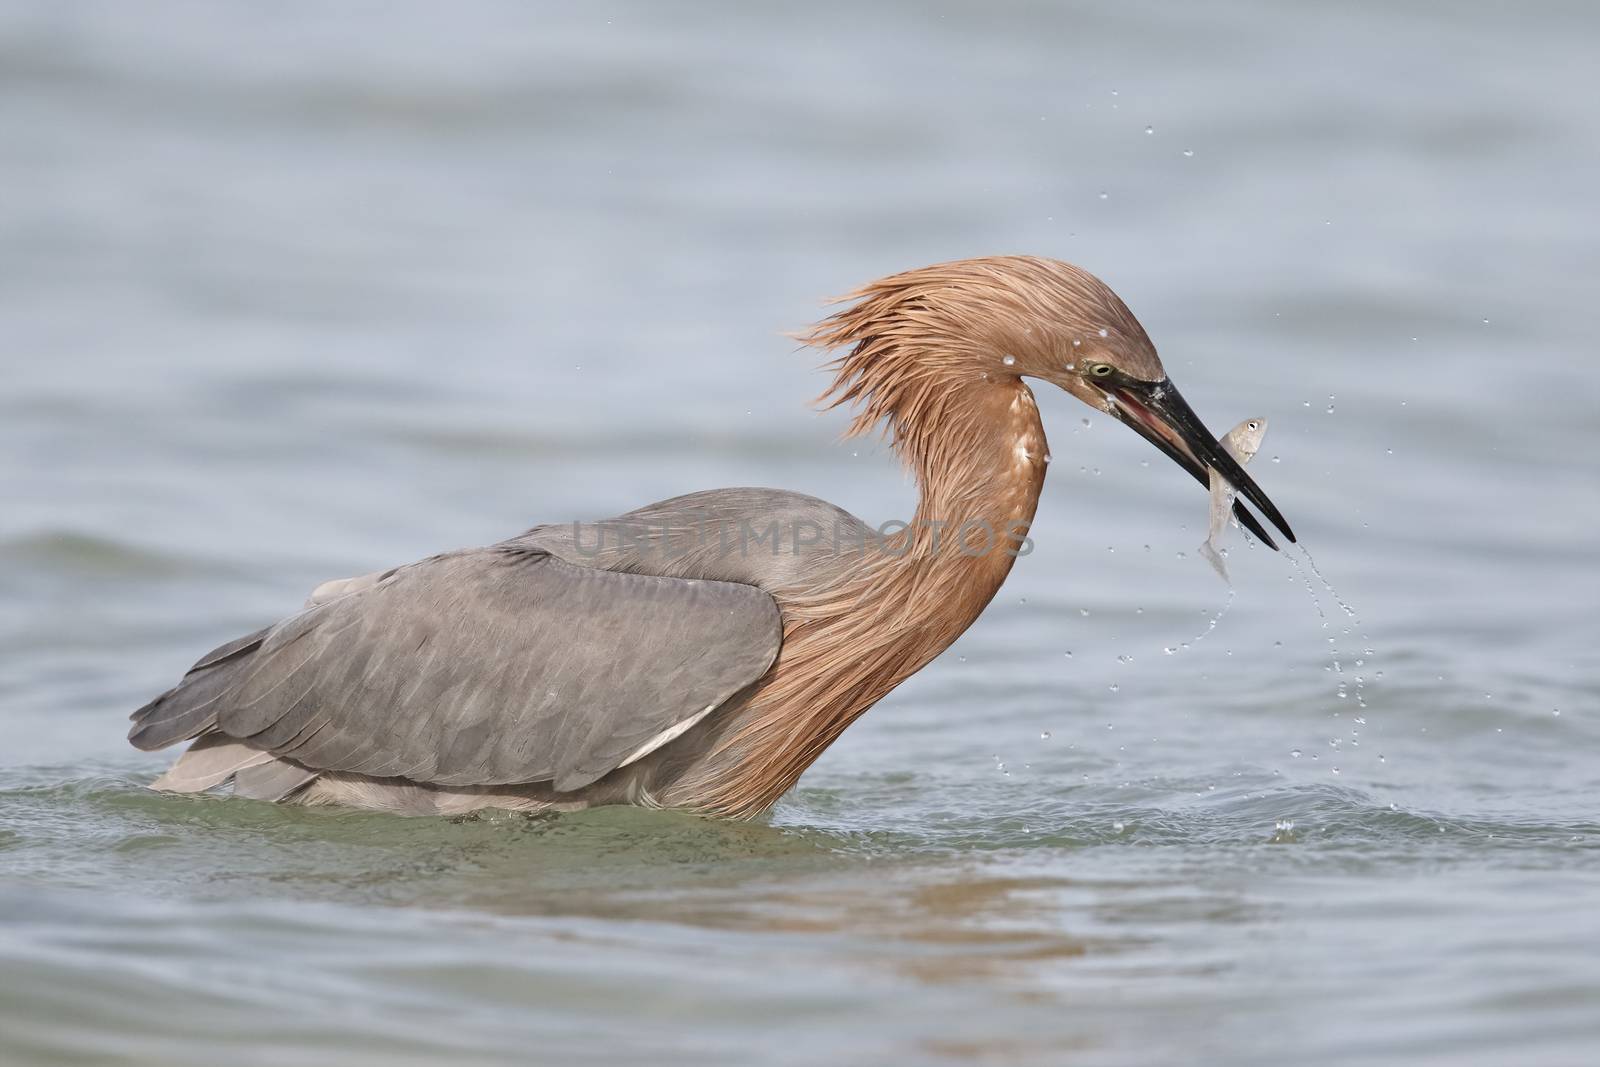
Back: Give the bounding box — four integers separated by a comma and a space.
1247, 420, 1260, 430
1088, 363, 1114, 378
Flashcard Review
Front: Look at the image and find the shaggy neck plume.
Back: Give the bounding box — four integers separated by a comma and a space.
678, 280, 1052, 818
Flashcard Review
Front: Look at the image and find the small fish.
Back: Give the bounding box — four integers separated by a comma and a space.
1198, 417, 1269, 582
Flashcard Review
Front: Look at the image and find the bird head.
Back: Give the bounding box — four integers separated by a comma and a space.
803, 256, 1294, 548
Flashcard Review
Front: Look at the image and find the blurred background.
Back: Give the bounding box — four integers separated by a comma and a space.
1, 2, 1597, 1064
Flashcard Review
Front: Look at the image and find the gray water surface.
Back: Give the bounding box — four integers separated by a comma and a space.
2, 2, 1598, 1064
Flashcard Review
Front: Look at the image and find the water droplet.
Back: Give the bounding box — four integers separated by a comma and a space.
1482, 318, 1490, 325
1331, 766, 1340, 774
1144, 125, 1154, 134
1553, 708, 1562, 717
1002, 354, 1016, 366
1079, 608, 1090, 617
1117, 654, 1132, 664
1064, 650, 1074, 658
1271, 455, 1281, 463
1113, 820, 1126, 833
1108, 683, 1120, 694
1182, 149, 1194, 157
1098, 191, 1109, 200
1098, 327, 1109, 338
1379, 754, 1386, 762
1162, 646, 1176, 655
1040, 730, 1052, 740
1290, 748, 1302, 758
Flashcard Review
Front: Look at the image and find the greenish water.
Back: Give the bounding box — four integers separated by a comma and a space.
2, 1, 1598, 1064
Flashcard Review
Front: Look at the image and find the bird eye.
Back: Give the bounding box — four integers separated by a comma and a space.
1089, 363, 1114, 378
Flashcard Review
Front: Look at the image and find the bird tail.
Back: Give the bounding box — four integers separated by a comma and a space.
149, 733, 274, 791
148, 732, 318, 801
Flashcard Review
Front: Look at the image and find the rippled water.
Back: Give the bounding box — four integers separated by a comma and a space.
2, 1, 1598, 1064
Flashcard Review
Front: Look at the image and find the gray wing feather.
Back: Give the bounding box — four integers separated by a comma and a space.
132, 546, 781, 794
127, 628, 271, 746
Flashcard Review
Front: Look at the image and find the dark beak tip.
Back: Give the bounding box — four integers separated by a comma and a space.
1234, 501, 1280, 552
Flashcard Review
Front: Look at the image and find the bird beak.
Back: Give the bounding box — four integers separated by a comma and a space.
1104, 378, 1296, 547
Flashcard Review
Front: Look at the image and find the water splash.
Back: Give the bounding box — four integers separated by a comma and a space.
1283, 544, 1382, 778
1297, 546, 1373, 711
1163, 589, 1237, 658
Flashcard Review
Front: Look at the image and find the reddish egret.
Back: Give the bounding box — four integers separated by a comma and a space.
130, 256, 1294, 818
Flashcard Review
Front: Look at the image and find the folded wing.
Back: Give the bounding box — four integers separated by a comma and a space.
131, 546, 782, 793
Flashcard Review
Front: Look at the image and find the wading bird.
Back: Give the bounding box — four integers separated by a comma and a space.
130, 256, 1294, 818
